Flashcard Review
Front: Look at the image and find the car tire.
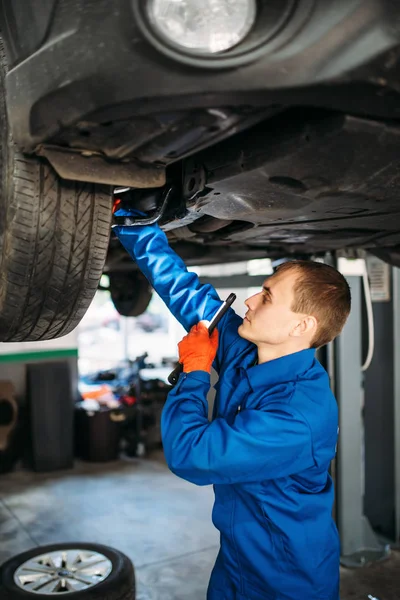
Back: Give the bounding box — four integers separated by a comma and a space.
0, 543, 135, 599
0, 38, 113, 342
109, 272, 152, 317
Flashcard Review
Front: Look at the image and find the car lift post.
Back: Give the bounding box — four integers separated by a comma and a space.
394, 267, 400, 543
334, 261, 390, 566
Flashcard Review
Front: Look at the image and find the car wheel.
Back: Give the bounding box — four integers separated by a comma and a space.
0, 543, 135, 599
0, 39, 112, 342
109, 272, 152, 317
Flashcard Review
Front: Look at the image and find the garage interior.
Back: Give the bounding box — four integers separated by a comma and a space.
1, 255, 400, 599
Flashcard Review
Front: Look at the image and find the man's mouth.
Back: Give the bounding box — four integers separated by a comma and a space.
244, 315, 250, 323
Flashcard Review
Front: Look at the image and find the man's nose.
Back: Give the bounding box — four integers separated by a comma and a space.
245, 293, 258, 310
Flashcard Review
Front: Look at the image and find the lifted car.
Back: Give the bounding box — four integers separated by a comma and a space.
0, 0, 400, 341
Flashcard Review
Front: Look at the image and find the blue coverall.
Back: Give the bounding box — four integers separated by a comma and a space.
114, 222, 340, 600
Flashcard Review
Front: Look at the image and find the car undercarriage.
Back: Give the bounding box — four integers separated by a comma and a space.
109, 107, 400, 274
0, 0, 400, 339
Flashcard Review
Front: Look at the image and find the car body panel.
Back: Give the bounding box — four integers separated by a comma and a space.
1, 0, 400, 267
1, 0, 400, 152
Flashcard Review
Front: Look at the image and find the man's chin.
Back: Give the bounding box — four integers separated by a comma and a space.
238, 322, 251, 341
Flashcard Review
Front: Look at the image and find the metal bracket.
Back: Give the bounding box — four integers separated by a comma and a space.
37, 145, 166, 188
112, 186, 176, 227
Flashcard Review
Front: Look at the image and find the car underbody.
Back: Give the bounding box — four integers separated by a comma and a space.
0, 0, 400, 339
108, 107, 400, 273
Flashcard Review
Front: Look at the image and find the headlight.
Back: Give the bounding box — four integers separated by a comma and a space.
134, 0, 314, 69
146, 0, 257, 55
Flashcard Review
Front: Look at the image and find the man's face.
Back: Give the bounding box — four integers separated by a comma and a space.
238, 269, 305, 347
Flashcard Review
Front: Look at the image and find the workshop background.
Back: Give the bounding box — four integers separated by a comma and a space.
0, 256, 400, 600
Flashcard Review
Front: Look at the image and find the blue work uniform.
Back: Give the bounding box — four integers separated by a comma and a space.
114, 222, 340, 600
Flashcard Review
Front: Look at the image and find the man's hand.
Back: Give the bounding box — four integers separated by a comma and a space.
178, 321, 219, 374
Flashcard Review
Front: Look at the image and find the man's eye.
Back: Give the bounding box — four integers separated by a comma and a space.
263, 294, 270, 303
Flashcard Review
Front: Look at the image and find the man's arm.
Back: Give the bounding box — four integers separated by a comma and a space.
114, 223, 243, 370
161, 372, 315, 486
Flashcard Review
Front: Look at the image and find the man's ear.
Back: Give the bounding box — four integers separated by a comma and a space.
290, 316, 317, 338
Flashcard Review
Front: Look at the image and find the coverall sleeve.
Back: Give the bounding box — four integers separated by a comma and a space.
113, 224, 243, 370
161, 372, 315, 485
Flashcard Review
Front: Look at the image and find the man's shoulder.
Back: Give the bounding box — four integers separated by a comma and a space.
292, 377, 338, 461
260, 376, 337, 425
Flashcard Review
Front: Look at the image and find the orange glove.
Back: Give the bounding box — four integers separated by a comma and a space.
178, 321, 219, 374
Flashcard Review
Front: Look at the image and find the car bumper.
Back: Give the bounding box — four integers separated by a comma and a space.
2, 0, 400, 151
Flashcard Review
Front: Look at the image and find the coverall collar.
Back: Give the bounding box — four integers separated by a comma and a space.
245, 348, 316, 391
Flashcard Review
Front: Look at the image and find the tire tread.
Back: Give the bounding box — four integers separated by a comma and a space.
0, 35, 112, 342
0, 134, 112, 343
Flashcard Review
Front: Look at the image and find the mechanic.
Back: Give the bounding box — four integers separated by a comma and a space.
113, 213, 351, 600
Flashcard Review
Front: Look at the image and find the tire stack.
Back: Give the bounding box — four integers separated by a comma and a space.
0, 381, 21, 474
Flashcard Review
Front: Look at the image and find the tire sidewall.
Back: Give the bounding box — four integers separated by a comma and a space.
0, 38, 14, 271
0, 543, 135, 600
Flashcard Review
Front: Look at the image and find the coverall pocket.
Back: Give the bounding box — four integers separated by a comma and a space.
261, 505, 291, 568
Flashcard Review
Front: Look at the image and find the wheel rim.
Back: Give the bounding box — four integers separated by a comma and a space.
13, 549, 113, 595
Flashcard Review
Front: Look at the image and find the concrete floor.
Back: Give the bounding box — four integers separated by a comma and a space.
0, 454, 399, 599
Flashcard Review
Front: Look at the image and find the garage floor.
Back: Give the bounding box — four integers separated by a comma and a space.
0, 454, 399, 600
